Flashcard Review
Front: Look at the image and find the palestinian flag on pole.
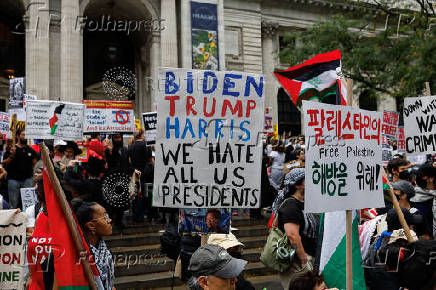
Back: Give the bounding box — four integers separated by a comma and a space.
274, 50, 347, 107
317, 211, 366, 290
43, 168, 100, 289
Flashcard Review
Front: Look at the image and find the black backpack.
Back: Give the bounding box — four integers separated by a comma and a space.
160, 223, 181, 260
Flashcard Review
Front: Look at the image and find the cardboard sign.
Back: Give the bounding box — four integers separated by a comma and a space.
8, 77, 25, 109
303, 101, 384, 213
382, 111, 399, 138
264, 107, 273, 133
83, 100, 135, 133
26, 100, 85, 141
403, 95, 436, 155
8, 109, 26, 139
20, 187, 37, 211
142, 112, 157, 145
0, 112, 10, 137
0, 210, 26, 289
179, 208, 230, 234
153, 68, 264, 208
397, 126, 405, 153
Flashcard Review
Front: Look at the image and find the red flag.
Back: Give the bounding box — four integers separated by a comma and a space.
274, 50, 347, 106
43, 169, 99, 289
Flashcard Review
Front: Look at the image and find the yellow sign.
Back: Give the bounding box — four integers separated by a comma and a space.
135, 118, 141, 130
273, 124, 278, 140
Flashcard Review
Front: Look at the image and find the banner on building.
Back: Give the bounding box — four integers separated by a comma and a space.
20, 187, 37, 211
0, 112, 10, 138
382, 111, 399, 138
191, 1, 219, 70
26, 100, 85, 141
83, 100, 135, 134
8, 77, 25, 109
142, 112, 157, 145
397, 126, 405, 153
303, 101, 384, 213
403, 95, 436, 155
180, 208, 230, 234
0, 210, 26, 289
153, 68, 264, 208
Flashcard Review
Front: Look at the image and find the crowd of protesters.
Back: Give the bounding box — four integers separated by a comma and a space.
0, 128, 435, 290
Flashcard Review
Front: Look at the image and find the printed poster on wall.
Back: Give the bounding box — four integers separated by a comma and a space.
25, 100, 85, 141
8, 77, 25, 109
83, 100, 135, 133
0, 210, 26, 289
303, 101, 384, 213
153, 68, 264, 208
403, 95, 436, 155
142, 112, 157, 145
180, 208, 230, 234
191, 1, 219, 70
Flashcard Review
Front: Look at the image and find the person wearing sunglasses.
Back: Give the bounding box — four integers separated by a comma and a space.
74, 201, 115, 290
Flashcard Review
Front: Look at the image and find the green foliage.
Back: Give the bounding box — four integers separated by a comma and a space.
278, 1, 436, 104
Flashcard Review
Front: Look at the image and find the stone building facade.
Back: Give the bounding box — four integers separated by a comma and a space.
0, 0, 396, 135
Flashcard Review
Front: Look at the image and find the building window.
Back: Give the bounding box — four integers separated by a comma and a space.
277, 88, 301, 136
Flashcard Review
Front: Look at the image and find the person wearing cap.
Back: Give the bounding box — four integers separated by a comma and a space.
207, 233, 255, 290
58, 141, 82, 173
52, 139, 66, 162
188, 244, 247, 290
277, 168, 318, 289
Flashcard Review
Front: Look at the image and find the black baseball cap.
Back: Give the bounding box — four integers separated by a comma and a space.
188, 244, 247, 278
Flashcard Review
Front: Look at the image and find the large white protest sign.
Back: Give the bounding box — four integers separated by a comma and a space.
303, 101, 384, 213
83, 100, 135, 133
25, 100, 85, 141
0, 112, 10, 137
153, 68, 264, 208
0, 210, 26, 289
142, 112, 157, 145
20, 188, 37, 211
403, 95, 436, 155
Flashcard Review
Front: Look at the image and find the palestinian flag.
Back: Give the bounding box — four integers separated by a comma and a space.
49, 104, 65, 135
43, 163, 100, 289
274, 50, 347, 107
317, 211, 366, 290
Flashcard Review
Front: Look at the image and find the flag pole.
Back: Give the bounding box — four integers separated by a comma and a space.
40, 143, 98, 290
336, 76, 353, 290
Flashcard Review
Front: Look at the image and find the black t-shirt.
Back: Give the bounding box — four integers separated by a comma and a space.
277, 197, 317, 257
4, 145, 37, 180
127, 141, 152, 171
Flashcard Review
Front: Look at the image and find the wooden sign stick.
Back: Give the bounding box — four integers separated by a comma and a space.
425, 82, 431, 96
345, 77, 353, 290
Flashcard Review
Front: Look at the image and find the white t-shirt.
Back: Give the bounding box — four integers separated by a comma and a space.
26, 205, 36, 228
270, 151, 285, 168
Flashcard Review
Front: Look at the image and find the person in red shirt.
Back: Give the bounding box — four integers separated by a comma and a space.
88, 133, 105, 159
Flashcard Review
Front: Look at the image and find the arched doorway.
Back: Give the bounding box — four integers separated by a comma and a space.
82, 0, 159, 114
0, 0, 25, 111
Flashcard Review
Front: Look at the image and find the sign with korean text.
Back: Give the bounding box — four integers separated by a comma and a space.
153, 68, 264, 208
26, 100, 85, 141
142, 112, 157, 145
0, 210, 26, 289
403, 96, 436, 155
382, 111, 399, 138
303, 101, 384, 213
83, 100, 135, 133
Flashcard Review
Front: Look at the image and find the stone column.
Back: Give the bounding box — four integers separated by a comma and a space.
261, 21, 279, 126
150, 31, 161, 108
160, 0, 178, 67
25, 0, 50, 99
60, 0, 82, 103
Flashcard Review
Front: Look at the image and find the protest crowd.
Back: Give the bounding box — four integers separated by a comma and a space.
0, 57, 435, 290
